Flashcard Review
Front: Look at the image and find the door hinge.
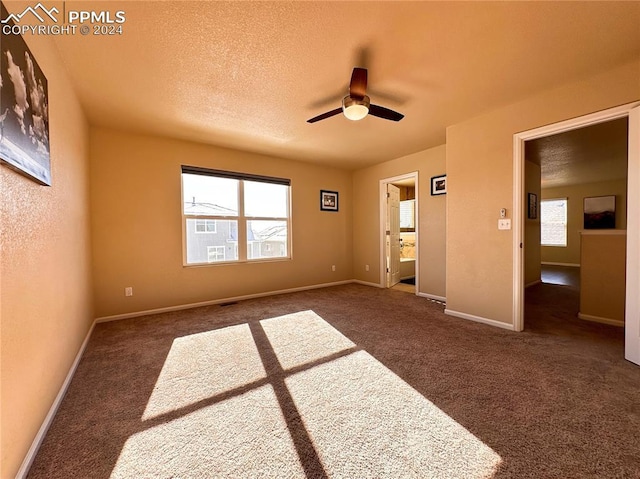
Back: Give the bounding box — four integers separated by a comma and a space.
386, 192, 390, 198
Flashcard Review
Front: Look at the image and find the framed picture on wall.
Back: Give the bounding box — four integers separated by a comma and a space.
430, 175, 446, 195
528, 193, 538, 219
0, 1, 51, 185
320, 190, 339, 212
584, 195, 615, 229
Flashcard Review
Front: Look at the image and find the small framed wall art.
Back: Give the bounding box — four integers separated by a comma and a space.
528, 193, 538, 219
320, 190, 339, 212
430, 175, 446, 195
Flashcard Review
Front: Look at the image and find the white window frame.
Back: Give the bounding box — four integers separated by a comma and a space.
207, 245, 225, 262
182, 166, 292, 266
195, 219, 217, 234
541, 197, 568, 247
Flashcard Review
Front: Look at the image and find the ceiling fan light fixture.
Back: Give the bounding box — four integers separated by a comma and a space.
342, 95, 370, 121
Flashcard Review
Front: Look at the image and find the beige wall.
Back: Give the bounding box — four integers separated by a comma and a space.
352, 145, 446, 299
446, 59, 640, 326
0, 37, 92, 477
90, 128, 353, 318
580, 232, 627, 323
541, 179, 627, 265
524, 160, 541, 285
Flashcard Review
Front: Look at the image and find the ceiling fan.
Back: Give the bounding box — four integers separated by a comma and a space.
307, 68, 404, 123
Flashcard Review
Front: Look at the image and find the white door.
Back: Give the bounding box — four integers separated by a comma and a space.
625, 105, 640, 366
386, 184, 401, 287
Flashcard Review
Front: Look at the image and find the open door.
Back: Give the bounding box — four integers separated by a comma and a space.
625, 105, 640, 366
386, 184, 401, 287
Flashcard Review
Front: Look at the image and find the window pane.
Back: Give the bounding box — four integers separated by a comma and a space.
183, 174, 238, 216
400, 200, 415, 229
185, 219, 238, 264
195, 219, 217, 233
247, 220, 288, 259
244, 181, 288, 218
541, 199, 567, 246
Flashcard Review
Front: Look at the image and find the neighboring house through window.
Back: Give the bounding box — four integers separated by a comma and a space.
541, 198, 568, 247
181, 166, 291, 265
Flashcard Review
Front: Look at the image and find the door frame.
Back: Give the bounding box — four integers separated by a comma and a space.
512, 102, 640, 364
379, 172, 419, 290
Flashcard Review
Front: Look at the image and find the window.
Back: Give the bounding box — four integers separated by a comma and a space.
541, 198, 567, 247
400, 200, 415, 229
195, 219, 216, 233
207, 246, 225, 262
182, 166, 291, 265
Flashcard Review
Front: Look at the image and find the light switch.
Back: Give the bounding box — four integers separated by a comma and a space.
498, 219, 511, 230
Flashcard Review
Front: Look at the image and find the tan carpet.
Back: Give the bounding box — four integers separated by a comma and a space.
28, 284, 639, 478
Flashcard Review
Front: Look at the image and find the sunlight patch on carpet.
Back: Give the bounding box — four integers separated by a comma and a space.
142, 323, 266, 420
128, 310, 500, 478
260, 310, 356, 370
112, 385, 304, 478
273, 328, 501, 479
285, 350, 502, 478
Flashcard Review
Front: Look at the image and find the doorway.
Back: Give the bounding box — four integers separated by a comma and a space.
379, 172, 419, 293
513, 102, 640, 366
525, 117, 628, 332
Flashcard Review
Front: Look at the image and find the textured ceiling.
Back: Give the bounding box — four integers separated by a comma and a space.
526, 118, 629, 189
46, 1, 640, 170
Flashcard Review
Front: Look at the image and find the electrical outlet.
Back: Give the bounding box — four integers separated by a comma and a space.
498, 219, 511, 230
125, 287, 133, 297
365, 264, 370, 271
332, 265, 336, 272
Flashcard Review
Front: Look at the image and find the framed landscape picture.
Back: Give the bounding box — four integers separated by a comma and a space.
584, 195, 615, 229
0, 1, 51, 185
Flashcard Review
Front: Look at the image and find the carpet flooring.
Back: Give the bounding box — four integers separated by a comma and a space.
27, 283, 639, 478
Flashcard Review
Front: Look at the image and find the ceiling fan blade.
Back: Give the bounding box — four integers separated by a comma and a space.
369, 104, 404, 122
307, 107, 343, 123
349, 68, 368, 99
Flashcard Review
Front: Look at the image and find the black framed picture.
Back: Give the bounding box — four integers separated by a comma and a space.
430, 175, 446, 195
528, 193, 538, 219
320, 190, 338, 212
0, 1, 51, 185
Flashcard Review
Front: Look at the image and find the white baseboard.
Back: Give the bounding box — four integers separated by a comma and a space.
444, 309, 515, 331
525, 279, 541, 288
16, 321, 96, 479
417, 292, 446, 303
96, 280, 354, 323
578, 312, 624, 327
541, 262, 580, 268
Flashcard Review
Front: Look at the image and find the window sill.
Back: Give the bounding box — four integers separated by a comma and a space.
183, 257, 292, 268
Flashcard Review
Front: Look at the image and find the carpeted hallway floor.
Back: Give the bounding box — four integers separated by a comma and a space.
28, 283, 639, 478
